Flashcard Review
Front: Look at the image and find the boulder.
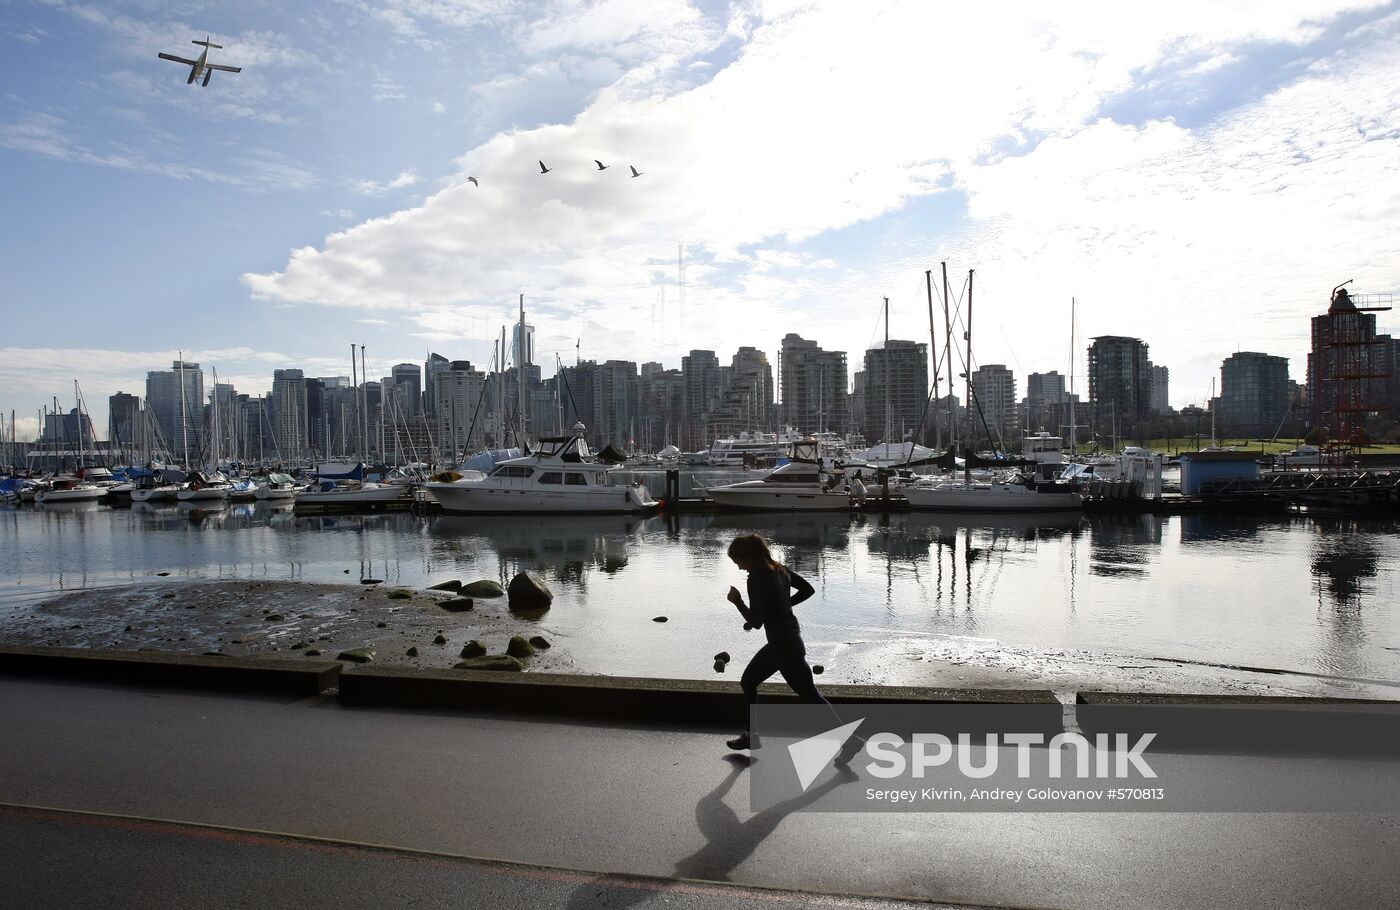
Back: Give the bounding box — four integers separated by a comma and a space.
812, 664, 824, 675
264, 613, 285, 622
527, 635, 551, 650
460, 640, 487, 658
376, 622, 387, 628
427, 580, 463, 592
360, 578, 383, 585
714, 651, 730, 663
506, 573, 552, 609
406, 646, 419, 657
304, 649, 322, 656
713, 659, 726, 673
432, 634, 448, 645
506, 635, 535, 658
336, 648, 375, 663
453, 655, 524, 672
387, 589, 413, 600
461, 580, 505, 598
652, 616, 668, 623
438, 597, 474, 612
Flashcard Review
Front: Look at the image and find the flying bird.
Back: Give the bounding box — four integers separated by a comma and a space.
538, 160, 552, 174
629, 165, 643, 178
467, 176, 479, 187
594, 159, 609, 170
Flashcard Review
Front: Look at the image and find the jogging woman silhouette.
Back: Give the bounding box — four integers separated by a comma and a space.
723, 533, 830, 751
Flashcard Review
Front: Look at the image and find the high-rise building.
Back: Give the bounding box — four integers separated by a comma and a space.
708, 347, 775, 439
1087, 336, 1152, 440
779, 334, 847, 436
861, 340, 927, 443
511, 323, 535, 369
271, 369, 308, 460
435, 360, 487, 457
390, 363, 423, 418
40, 408, 97, 449
1217, 353, 1291, 438
1308, 286, 1393, 448
681, 349, 722, 450
557, 360, 596, 447
108, 392, 140, 447
1150, 364, 1170, 414
423, 353, 450, 419
593, 360, 640, 447
145, 360, 204, 463
970, 364, 1017, 443
1024, 371, 1066, 435
639, 367, 685, 451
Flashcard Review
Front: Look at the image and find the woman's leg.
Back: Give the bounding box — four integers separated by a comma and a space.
740, 644, 779, 707
774, 648, 829, 705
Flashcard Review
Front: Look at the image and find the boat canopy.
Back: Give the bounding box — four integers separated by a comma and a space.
461, 448, 523, 474
316, 462, 365, 481
266, 472, 295, 485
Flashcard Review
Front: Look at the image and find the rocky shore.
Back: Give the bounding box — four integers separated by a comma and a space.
5, 579, 575, 674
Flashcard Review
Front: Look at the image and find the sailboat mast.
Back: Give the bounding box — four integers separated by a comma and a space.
942, 262, 955, 451
964, 270, 974, 482
74, 380, 84, 472
178, 351, 189, 470
519, 293, 527, 447
883, 297, 891, 453
360, 345, 369, 460
350, 344, 359, 461
925, 270, 941, 452
1069, 298, 1077, 459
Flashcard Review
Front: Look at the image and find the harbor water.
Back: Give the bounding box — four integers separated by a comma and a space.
3, 495, 1398, 694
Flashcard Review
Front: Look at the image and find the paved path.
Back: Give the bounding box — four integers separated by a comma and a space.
1, 677, 1397, 909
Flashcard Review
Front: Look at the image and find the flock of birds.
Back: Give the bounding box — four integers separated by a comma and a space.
464, 159, 642, 187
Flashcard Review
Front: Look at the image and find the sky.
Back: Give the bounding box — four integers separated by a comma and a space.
2, 0, 1399, 440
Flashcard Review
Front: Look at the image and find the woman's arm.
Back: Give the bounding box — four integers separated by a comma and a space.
727, 585, 758, 627
787, 569, 815, 607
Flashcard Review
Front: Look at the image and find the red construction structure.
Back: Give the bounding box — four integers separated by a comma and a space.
1308, 281, 1393, 465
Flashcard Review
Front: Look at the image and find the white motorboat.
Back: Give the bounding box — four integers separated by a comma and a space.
34, 476, 106, 504
294, 481, 413, 508
703, 440, 851, 511
425, 430, 657, 515
905, 472, 1082, 511
227, 478, 259, 501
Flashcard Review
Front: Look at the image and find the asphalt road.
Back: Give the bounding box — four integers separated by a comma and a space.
2, 676, 1398, 909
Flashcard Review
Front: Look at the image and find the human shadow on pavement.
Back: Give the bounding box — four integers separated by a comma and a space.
564, 752, 858, 908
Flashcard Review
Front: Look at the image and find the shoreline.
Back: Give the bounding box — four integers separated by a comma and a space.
6, 579, 1397, 700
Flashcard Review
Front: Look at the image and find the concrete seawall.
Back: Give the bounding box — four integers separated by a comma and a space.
0, 644, 340, 696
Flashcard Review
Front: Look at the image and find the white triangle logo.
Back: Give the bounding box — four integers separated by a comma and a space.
787, 718, 864, 792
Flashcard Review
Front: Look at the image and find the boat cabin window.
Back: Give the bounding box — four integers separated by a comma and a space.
490, 465, 534, 478
538, 472, 563, 485
564, 473, 589, 486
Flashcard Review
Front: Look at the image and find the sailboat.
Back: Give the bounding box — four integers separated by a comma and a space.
905, 269, 1082, 512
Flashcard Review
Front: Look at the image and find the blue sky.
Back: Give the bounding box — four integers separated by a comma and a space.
3, 0, 1399, 438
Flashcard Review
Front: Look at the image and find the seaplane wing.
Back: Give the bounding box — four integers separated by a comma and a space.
158, 53, 199, 65
205, 64, 241, 73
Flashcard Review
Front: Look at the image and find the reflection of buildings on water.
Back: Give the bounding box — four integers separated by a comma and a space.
1309, 524, 1381, 611
1088, 513, 1164, 578
429, 513, 650, 588
703, 513, 852, 576
1178, 514, 1271, 545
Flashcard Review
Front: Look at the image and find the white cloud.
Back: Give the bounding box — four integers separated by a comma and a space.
243, 1, 1400, 406
432, 100, 447, 113
352, 168, 421, 195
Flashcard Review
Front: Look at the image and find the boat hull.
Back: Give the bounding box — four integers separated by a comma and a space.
177, 487, 231, 502
706, 486, 851, 512
905, 483, 1082, 511
35, 487, 106, 504
426, 482, 656, 514
253, 487, 299, 501
131, 486, 180, 503
295, 486, 413, 507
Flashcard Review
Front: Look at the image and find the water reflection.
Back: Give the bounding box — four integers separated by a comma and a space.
1089, 513, 1164, 578
2, 503, 1397, 684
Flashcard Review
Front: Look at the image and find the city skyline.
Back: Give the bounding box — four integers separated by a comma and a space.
3, 2, 1400, 439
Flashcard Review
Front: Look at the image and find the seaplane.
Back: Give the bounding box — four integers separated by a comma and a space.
158, 37, 242, 87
